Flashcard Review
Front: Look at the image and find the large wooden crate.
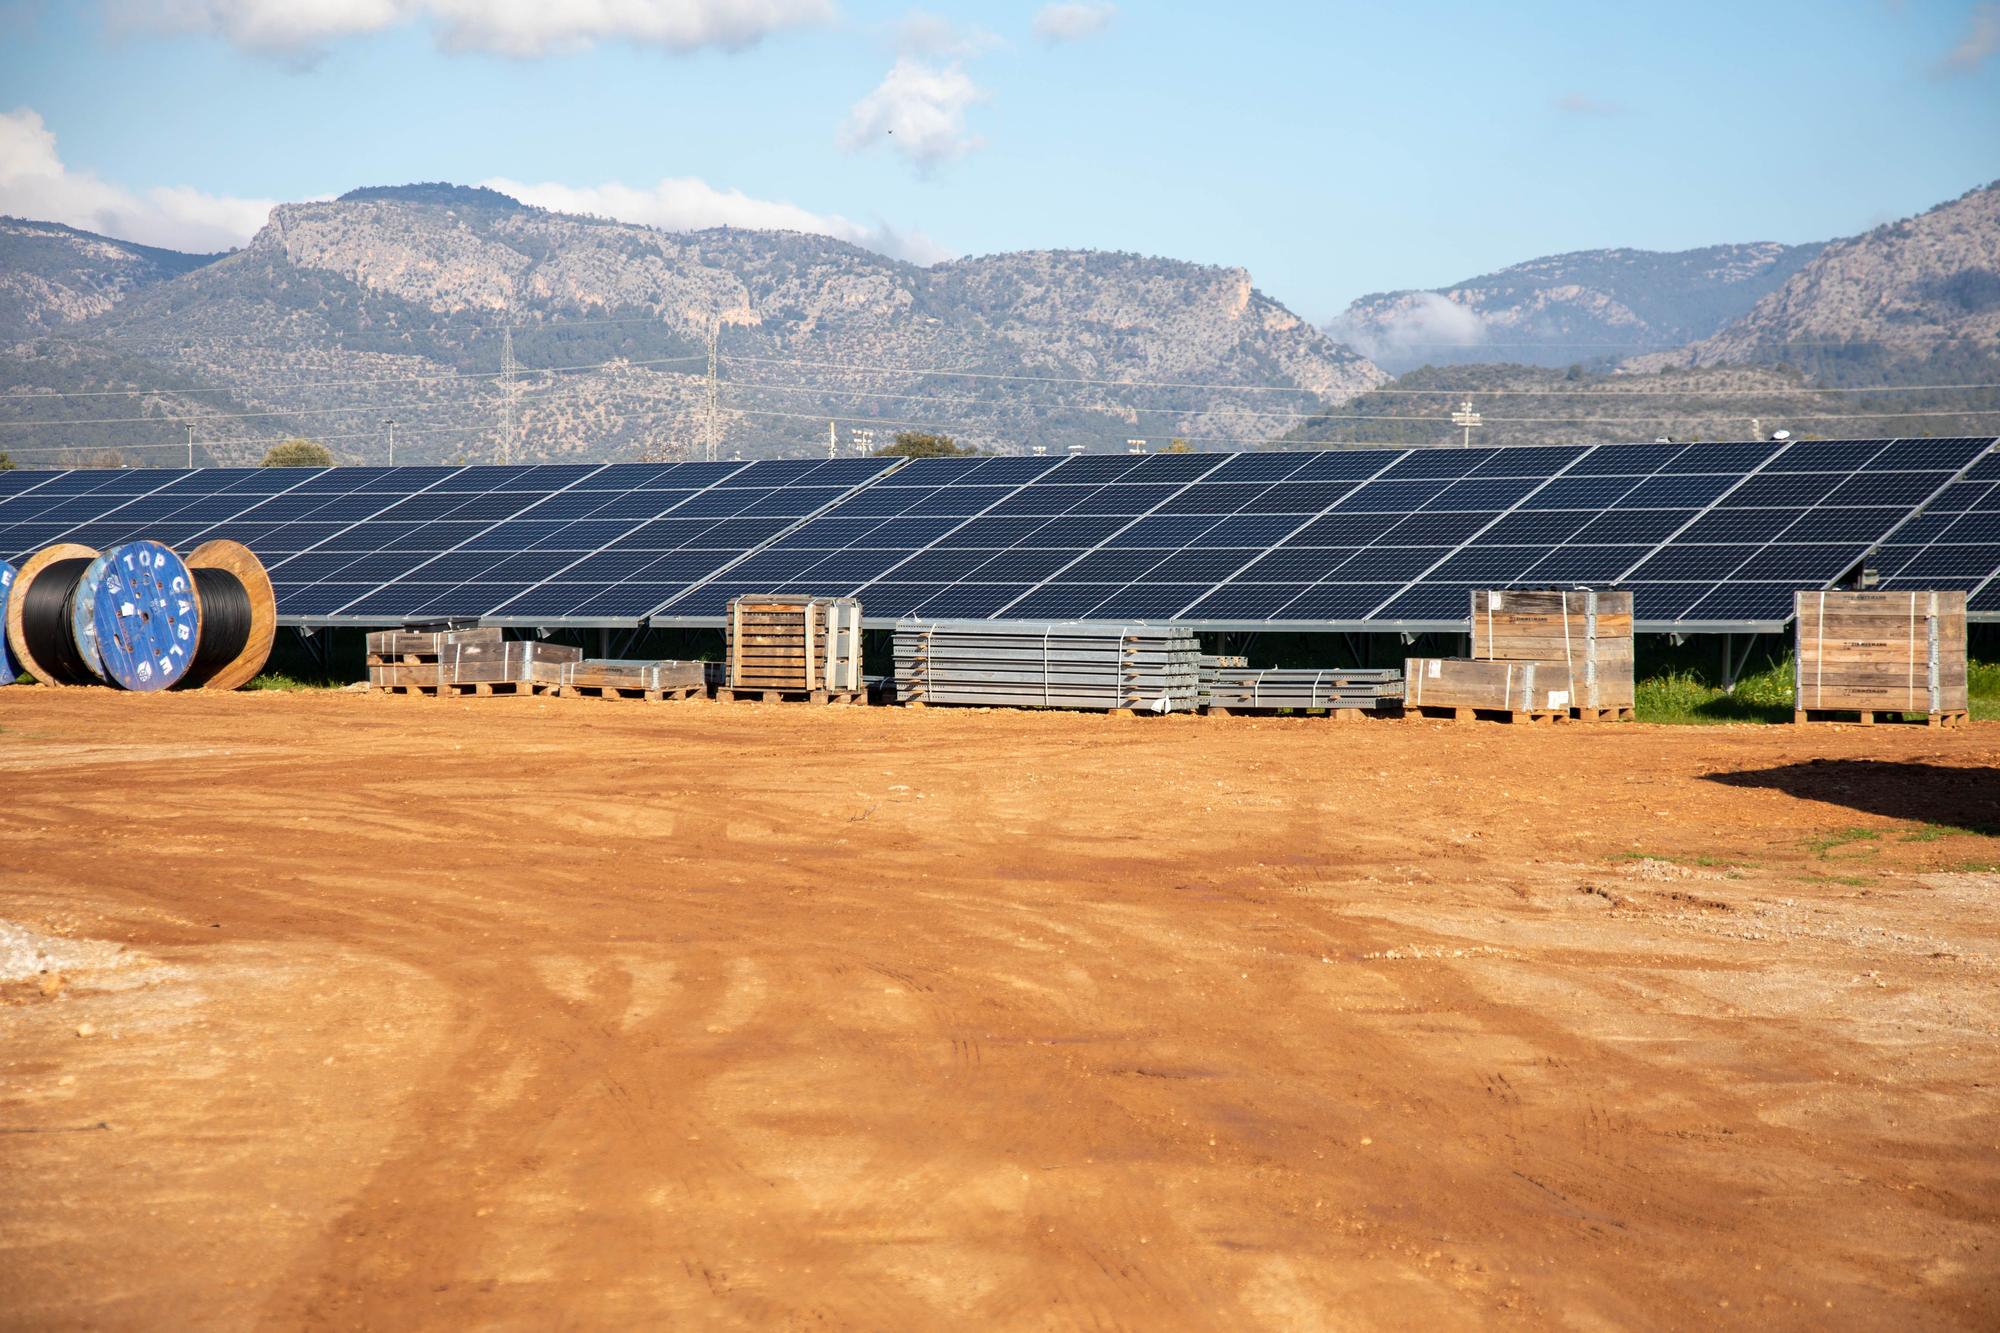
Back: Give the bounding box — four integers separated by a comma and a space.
725, 595, 863, 696
1405, 657, 1574, 718
367, 635, 579, 690
365, 625, 503, 656
1794, 590, 1967, 722
1470, 588, 1634, 712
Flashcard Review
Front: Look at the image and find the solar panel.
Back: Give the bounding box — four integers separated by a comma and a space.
2, 438, 1994, 632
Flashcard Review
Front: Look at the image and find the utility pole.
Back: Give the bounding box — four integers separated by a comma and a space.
385, 417, 397, 466
852, 427, 875, 457
500, 322, 517, 466
828, 419, 838, 459
1126, 438, 1147, 454
1451, 399, 1483, 448
186, 423, 194, 469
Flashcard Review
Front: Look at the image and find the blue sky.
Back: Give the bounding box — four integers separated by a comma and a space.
1, 1, 1995, 321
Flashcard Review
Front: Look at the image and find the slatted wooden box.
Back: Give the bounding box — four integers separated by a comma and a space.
536, 659, 711, 691
1794, 590, 1967, 721
1405, 657, 1575, 716
725, 595, 863, 696
1470, 588, 1634, 712
368, 635, 579, 688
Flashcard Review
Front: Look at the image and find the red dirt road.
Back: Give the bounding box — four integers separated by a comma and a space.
2, 689, 1997, 1329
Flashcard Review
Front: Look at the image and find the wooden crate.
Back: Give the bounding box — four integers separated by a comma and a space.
725, 595, 863, 696
540, 658, 711, 700
1794, 590, 1968, 723
367, 638, 579, 690
365, 625, 502, 656
1470, 588, 1634, 713
1404, 657, 1574, 721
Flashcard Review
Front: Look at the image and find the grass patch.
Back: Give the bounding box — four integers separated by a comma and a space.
246, 671, 343, 692
1972, 661, 2000, 723
1608, 850, 1740, 868
1635, 660, 1794, 725
1801, 827, 1881, 858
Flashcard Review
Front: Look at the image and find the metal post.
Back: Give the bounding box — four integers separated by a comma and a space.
385, 418, 396, 466
186, 424, 194, 469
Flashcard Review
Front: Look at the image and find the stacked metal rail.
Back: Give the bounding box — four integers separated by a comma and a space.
1204, 667, 1403, 714
1197, 653, 1247, 707
894, 620, 1202, 712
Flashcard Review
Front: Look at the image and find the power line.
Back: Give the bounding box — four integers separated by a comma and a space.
717, 352, 2000, 398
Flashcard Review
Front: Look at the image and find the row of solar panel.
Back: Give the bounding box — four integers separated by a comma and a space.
0, 439, 1994, 628
651, 437, 2000, 625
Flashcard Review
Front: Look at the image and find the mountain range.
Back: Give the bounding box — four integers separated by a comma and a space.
1, 177, 1995, 466
0, 185, 1382, 466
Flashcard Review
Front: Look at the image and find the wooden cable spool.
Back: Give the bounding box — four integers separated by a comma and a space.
0, 557, 17, 686
5, 542, 102, 687
69, 548, 120, 682
90, 540, 199, 692
182, 539, 277, 690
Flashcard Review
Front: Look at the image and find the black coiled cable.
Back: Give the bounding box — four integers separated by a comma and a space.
184, 565, 251, 688
21, 556, 99, 685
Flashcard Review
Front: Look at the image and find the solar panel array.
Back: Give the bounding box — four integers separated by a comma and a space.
654, 437, 1999, 629
1872, 447, 2000, 614
1, 437, 1994, 632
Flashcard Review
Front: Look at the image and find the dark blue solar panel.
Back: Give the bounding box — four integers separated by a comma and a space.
1660, 442, 1776, 473
1382, 448, 1496, 479
1568, 443, 1682, 476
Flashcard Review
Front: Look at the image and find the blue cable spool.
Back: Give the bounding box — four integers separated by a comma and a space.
68, 549, 118, 682
0, 558, 17, 686
90, 540, 199, 692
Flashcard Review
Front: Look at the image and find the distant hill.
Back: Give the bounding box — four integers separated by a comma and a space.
0, 186, 1385, 465
0, 217, 218, 343
1272, 360, 2000, 451
1329, 242, 1824, 374
1641, 180, 2000, 383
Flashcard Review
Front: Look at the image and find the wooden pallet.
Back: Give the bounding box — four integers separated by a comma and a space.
1406, 703, 1566, 725
1206, 705, 1378, 722
1793, 707, 1970, 728
1570, 706, 1635, 722
554, 683, 704, 703
714, 686, 866, 705
368, 680, 546, 698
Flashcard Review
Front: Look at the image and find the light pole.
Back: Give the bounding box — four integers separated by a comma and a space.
1451, 399, 1482, 448
385, 417, 397, 466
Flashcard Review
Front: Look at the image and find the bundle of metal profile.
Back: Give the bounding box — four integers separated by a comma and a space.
1197, 653, 1248, 706
894, 619, 1203, 712
1204, 667, 1404, 714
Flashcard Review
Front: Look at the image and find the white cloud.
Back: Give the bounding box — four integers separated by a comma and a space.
1326, 292, 1489, 368
483, 173, 954, 266
838, 58, 987, 172
1936, 2, 2000, 74
1031, 2, 1113, 44
109, 0, 836, 58
893, 8, 1000, 59
0, 106, 273, 251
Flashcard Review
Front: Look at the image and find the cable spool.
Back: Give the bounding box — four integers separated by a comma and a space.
90, 540, 198, 692
69, 549, 121, 682
0, 558, 18, 686
182, 540, 277, 690
5, 543, 103, 686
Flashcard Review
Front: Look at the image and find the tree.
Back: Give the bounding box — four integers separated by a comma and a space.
260, 439, 335, 468
877, 431, 976, 458
1163, 438, 1193, 453
0, 451, 14, 471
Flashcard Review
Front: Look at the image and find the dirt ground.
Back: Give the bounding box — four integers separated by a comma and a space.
0, 689, 1996, 1330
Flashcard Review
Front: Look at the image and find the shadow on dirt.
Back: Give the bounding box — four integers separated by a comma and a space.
1704, 759, 2000, 833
